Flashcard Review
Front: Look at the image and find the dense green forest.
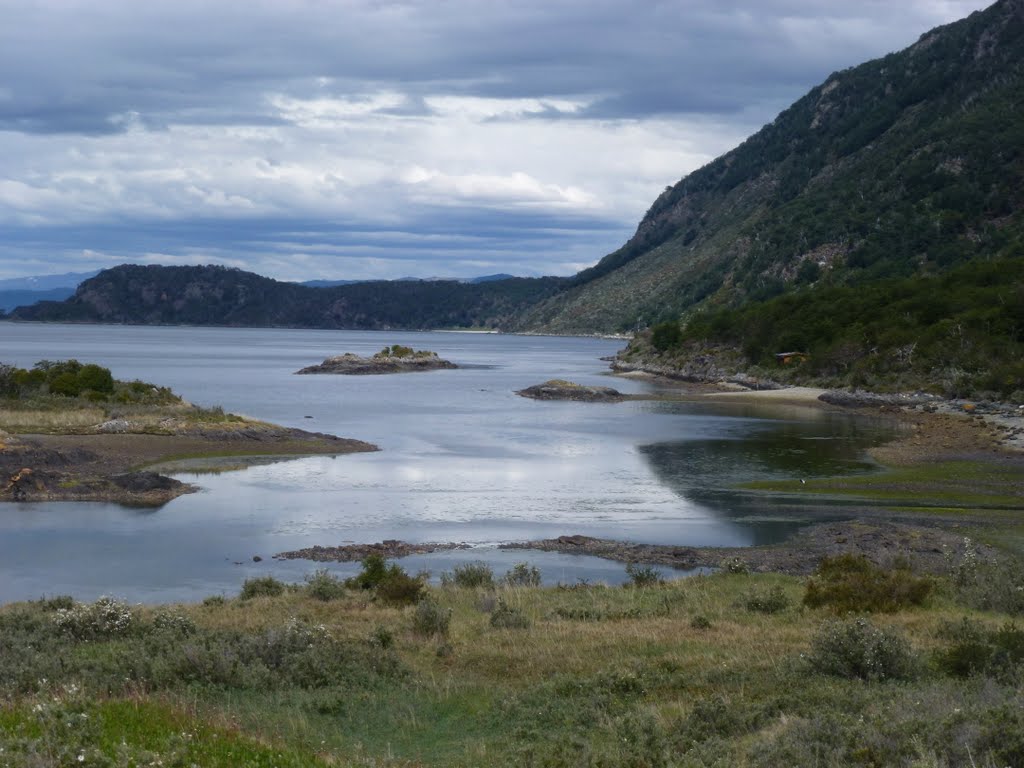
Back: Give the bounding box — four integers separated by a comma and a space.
641, 257, 1024, 398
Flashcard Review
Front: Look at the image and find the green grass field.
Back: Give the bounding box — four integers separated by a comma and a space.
1, 554, 1022, 767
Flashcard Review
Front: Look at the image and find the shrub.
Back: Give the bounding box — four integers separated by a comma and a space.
346, 554, 390, 590
504, 562, 542, 587
743, 585, 791, 614
490, 600, 530, 629
690, 614, 712, 630
304, 569, 346, 601
370, 626, 394, 649
375, 569, 424, 606
412, 600, 451, 638
77, 363, 114, 394
625, 562, 664, 587
53, 596, 135, 641
151, 610, 197, 636
934, 617, 1024, 678
239, 575, 285, 600
808, 617, 919, 681
803, 554, 932, 613
720, 556, 749, 575
48, 371, 82, 397
36, 595, 75, 611
441, 561, 494, 589
651, 321, 683, 352
202, 595, 226, 607
346, 555, 423, 604
949, 541, 1024, 615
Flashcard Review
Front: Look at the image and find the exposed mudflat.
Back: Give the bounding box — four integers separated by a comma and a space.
501, 520, 991, 576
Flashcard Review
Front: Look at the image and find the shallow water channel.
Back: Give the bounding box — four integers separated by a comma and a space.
0, 323, 898, 602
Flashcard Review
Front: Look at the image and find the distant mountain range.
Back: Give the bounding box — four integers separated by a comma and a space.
0, 270, 100, 312
7, 0, 1024, 397
298, 273, 515, 288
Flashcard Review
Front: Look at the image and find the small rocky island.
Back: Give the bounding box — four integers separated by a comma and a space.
296, 345, 458, 375
517, 379, 625, 402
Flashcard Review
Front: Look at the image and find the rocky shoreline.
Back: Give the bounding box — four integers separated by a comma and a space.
499, 522, 988, 576
269, 520, 989, 577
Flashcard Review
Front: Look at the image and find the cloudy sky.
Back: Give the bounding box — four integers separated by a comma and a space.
0, 0, 992, 282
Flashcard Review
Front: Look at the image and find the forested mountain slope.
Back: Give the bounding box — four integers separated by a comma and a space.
517, 0, 1024, 337
10, 264, 566, 330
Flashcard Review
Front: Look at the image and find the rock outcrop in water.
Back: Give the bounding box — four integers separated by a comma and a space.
296, 346, 457, 375
274, 539, 471, 562
517, 379, 625, 402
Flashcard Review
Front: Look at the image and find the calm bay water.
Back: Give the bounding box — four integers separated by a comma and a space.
0, 323, 896, 602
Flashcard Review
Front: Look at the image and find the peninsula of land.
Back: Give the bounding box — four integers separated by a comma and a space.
0, 360, 375, 505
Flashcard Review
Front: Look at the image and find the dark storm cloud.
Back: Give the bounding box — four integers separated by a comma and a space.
0, 1, 989, 133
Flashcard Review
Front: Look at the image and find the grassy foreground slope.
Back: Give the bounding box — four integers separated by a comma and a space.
1, 554, 1022, 767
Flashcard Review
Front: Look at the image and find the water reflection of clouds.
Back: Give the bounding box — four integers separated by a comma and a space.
2, 325, 904, 603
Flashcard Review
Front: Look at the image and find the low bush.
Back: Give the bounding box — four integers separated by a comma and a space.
742, 585, 791, 614
808, 617, 919, 681
239, 575, 285, 600
625, 562, 664, 587
347, 555, 423, 605
412, 600, 451, 638
690, 614, 712, 630
934, 617, 1024, 678
375, 569, 424, 606
949, 541, 1024, 616
490, 600, 530, 629
441, 561, 494, 589
151, 610, 197, 636
504, 562, 542, 587
369, 625, 394, 649
719, 556, 749, 574
304, 568, 346, 601
52, 596, 135, 641
803, 554, 932, 613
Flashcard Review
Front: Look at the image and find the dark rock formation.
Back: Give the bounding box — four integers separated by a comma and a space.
296, 352, 457, 375
517, 379, 625, 402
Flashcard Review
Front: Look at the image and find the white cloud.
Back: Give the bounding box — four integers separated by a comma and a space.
0, 0, 994, 280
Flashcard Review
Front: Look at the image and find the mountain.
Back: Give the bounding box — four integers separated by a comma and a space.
299, 279, 363, 288
0, 287, 77, 313
0, 270, 100, 312
517, 0, 1024, 336
8, 0, 1024, 390
9, 264, 566, 330
0, 270, 100, 292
